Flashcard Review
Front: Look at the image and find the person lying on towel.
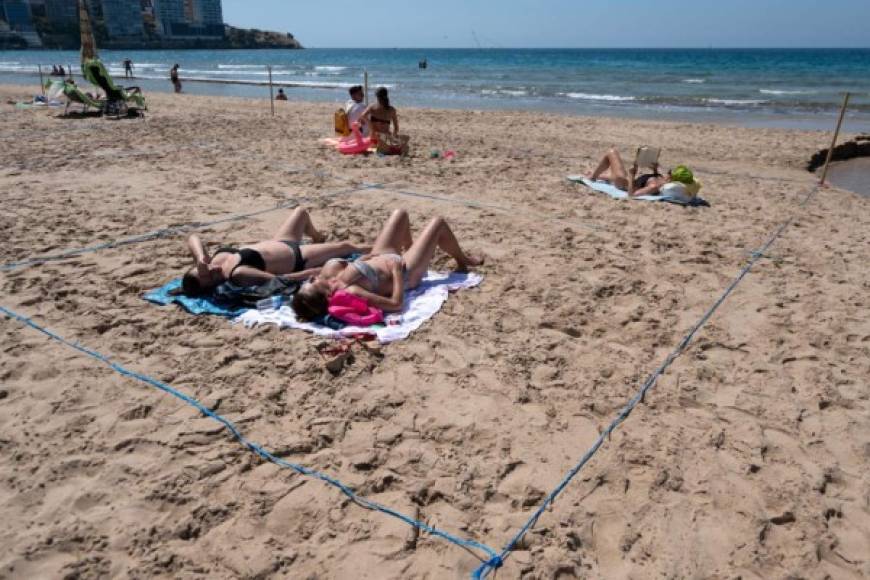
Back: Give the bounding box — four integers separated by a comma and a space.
179, 207, 370, 296
585, 147, 700, 198
292, 210, 483, 319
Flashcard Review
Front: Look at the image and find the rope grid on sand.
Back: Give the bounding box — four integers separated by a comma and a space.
1, 129, 824, 575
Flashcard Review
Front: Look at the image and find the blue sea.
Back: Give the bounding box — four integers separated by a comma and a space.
2, 48, 870, 131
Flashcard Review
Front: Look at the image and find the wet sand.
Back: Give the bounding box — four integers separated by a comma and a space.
1, 86, 869, 579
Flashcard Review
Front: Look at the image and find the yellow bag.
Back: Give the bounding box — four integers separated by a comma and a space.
334, 109, 350, 136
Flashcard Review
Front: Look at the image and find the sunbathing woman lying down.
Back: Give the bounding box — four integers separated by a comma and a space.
292, 210, 483, 319
586, 147, 699, 197
180, 207, 370, 295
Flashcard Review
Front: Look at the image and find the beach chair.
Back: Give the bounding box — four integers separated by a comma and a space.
81, 58, 146, 117
61, 81, 105, 115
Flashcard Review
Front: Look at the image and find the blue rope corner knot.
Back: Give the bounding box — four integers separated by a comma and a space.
487, 556, 503, 569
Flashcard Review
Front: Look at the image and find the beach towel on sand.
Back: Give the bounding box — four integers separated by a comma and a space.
145, 271, 482, 343
236, 271, 483, 344
567, 175, 709, 206
144, 279, 346, 329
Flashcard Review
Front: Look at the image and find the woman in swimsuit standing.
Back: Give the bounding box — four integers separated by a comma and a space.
292, 209, 483, 319
180, 207, 370, 296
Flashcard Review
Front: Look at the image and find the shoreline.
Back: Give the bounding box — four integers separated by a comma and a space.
4, 70, 865, 133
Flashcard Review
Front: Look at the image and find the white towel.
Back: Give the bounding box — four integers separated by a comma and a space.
234, 271, 483, 343
567, 175, 696, 204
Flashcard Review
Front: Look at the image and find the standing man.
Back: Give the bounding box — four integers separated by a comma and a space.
345, 85, 368, 136
170, 64, 182, 93
123, 58, 134, 79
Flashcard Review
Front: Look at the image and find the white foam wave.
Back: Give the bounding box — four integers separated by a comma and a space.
759, 89, 814, 95
167, 68, 298, 77
481, 89, 528, 97
683, 78, 706, 84
218, 64, 277, 69
562, 92, 635, 102
315, 66, 347, 72
705, 98, 766, 105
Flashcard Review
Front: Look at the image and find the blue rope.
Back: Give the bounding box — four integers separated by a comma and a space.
473, 185, 820, 579
0, 304, 500, 563
1, 185, 375, 272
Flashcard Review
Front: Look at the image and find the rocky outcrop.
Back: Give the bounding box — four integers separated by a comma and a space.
807, 135, 870, 173
224, 26, 303, 49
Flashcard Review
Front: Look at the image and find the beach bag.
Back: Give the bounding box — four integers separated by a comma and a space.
375, 132, 410, 156
328, 290, 384, 326
212, 277, 300, 309
334, 109, 350, 136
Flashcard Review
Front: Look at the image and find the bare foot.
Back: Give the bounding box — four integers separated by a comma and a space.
456, 254, 485, 272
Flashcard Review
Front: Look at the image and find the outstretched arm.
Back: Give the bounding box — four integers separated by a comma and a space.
226, 266, 276, 286
627, 164, 638, 196
391, 109, 399, 135
187, 234, 210, 264
280, 267, 322, 282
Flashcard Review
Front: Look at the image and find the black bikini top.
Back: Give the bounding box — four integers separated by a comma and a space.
214, 247, 266, 280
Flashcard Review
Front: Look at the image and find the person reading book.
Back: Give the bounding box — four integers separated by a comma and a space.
585, 147, 698, 197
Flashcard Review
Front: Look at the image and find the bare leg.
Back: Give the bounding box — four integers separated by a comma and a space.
588, 148, 630, 190
371, 209, 414, 255
402, 217, 483, 288
273, 207, 324, 242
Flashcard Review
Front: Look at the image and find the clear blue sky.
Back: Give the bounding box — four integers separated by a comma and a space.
222, 0, 870, 49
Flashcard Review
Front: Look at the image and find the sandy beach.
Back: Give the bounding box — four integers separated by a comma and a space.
1, 86, 868, 579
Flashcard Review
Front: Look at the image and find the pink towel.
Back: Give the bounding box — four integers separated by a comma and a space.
328, 290, 384, 326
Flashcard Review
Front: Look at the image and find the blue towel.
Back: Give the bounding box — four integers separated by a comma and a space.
144, 278, 246, 317
143, 278, 346, 329
567, 176, 709, 207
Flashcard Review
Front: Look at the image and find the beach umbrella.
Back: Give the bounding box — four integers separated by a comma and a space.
79, 0, 97, 64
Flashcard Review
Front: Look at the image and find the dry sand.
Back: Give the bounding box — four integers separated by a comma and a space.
1, 86, 868, 579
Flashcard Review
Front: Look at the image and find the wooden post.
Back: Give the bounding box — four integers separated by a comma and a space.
820, 92, 851, 185
268, 65, 275, 116
364, 70, 369, 105
68, 63, 73, 79
38, 64, 45, 95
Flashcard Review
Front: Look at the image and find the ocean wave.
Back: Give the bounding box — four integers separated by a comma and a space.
562, 92, 635, 102
705, 98, 766, 105
217, 64, 278, 69
315, 66, 347, 72
481, 89, 528, 97
759, 89, 814, 95
161, 68, 298, 77
683, 78, 706, 84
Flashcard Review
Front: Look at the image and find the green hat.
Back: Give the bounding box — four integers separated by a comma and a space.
670, 165, 695, 185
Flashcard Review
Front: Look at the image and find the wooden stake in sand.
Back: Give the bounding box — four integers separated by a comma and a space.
364, 70, 369, 105
268, 65, 275, 117
38, 64, 45, 95
820, 92, 851, 185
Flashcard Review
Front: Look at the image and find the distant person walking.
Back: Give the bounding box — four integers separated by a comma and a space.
123, 58, 134, 79
170, 64, 182, 93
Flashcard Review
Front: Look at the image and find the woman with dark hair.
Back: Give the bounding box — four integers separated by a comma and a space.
359, 87, 409, 154
179, 207, 370, 296
292, 209, 483, 320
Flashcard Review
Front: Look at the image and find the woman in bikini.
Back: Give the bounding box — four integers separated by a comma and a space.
292, 210, 483, 320
586, 147, 698, 197
180, 207, 370, 296
359, 87, 409, 154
